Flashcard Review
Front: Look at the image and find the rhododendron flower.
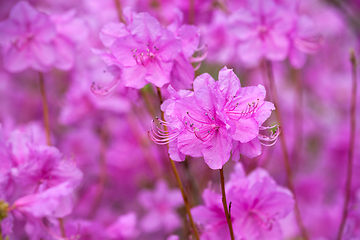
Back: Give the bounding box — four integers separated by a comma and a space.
100, 12, 181, 89
0, 2, 85, 72
150, 67, 278, 169
94, 8, 205, 96
138, 180, 182, 233
289, 15, 323, 68
192, 163, 295, 240
228, 0, 293, 65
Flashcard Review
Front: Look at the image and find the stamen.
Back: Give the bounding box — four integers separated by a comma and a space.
148, 119, 179, 145
258, 124, 281, 146
91, 77, 120, 97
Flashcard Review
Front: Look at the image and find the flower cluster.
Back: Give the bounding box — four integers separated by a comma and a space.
0, 0, 359, 240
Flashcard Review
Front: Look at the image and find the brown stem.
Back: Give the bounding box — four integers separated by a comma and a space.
292, 69, 303, 168
88, 128, 108, 219
126, 111, 163, 179
265, 61, 309, 240
184, 158, 202, 205
114, 0, 126, 24
39, 73, 66, 238
189, 0, 195, 25
219, 168, 235, 240
57, 217, 66, 238
39, 73, 51, 146
156, 87, 200, 240
336, 50, 358, 240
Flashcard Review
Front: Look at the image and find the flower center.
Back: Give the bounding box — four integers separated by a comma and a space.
185, 111, 219, 142
131, 43, 158, 66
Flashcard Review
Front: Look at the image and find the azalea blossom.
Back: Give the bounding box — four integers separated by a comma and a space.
0, 2, 86, 72
192, 163, 295, 240
150, 67, 278, 169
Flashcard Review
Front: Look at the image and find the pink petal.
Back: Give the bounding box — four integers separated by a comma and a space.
193, 73, 215, 91
237, 138, 262, 159
156, 28, 181, 62
146, 60, 172, 88
239, 37, 263, 65
100, 22, 129, 47
9, 2, 39, 24
121, 65, 148, 89
111, 35, 139, 67
30, 41, 56, 68
52, 37, 75, 70
232, 118, 259, 143
131, 12, 162, 43
264, 31, 289, 61
3, 46, 32, 72
202, 129, 232, 169
177, 129, 203, 158
176, 24, 200, 57
218, 66, 241, 99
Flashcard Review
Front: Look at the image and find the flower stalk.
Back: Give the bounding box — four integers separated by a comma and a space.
336, 49, 358, 240
265, 61, 309, 240
156, 87, 200, 240
220, 167, 235, 240
39, 73, 66, 238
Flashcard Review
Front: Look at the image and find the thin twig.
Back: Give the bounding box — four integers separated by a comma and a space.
88, 127, 108, 219
39, 73, 51, 146
292, 69, 304, 168
265, 61, 309, 240
220, 168, 235, 240
189, 0, 195, 25
39, 73, 66, 238
156, 87, 200, 240
336, 49, 358, 240
114, 0, 126, 23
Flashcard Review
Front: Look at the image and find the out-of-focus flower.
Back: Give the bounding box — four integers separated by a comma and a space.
228, 0, 293, 66
138, 180, 182, 233
0, 2, 87, 72
192, 163, 295, 240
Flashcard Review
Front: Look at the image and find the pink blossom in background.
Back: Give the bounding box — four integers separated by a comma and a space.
192, 163, 294, 240
138, 180, 182, 233
0, 1, 85, 72
0, 0, 359, 239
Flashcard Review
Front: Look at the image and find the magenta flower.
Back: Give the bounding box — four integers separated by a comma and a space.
138, 180, 182, 233
228, 0, 293, 65
289, 15, 323, 68
191, 189, 230, 240
150, 67, 277, 169
0, 2, 84, 72
106, 212, 138, 239
106, 12, 181, 89
94, 9, 205, 95
192, 163, 295, 240
228, 164, 295, 240
0, 2, 57, 72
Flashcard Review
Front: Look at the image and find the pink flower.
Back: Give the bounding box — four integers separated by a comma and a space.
288, 15, 323, 68
0, 2, 84, 72
105, 12, 181, 89
94, 9, 204, 95
192, 163, 295, 240
106, 212, 138, 239
13, 181, 76, 218
227, 164, 295, 240
0, 2, 57, 72
228, 0, 293, 66
191, 189, 230, 240
150, 67, 277, 169
138, 180, 182, 233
